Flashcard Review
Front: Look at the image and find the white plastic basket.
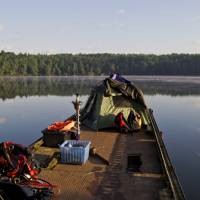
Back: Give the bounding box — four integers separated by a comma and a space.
60, 140, 91, 164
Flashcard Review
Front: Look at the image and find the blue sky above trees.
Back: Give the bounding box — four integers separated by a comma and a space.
0, 0, 200, 54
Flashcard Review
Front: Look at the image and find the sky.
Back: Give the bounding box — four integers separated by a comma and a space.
0, 0, 200, 54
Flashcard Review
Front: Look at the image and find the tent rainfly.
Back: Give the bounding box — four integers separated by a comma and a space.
81, 76, 150, 130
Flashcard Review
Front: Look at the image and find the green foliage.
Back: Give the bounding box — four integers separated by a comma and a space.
0, 51, 200, 75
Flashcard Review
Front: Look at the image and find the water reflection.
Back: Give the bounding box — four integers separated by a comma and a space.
0, 76, 200, 100
0, 117, 7, 124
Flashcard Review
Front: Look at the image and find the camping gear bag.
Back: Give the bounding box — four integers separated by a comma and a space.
42, 119, 75, 147
47, 120, 75, 131
114, 112, 130, 133
127, 110, 142, 130
42, 130, 71, 147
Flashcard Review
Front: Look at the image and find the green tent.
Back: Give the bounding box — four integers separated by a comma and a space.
81, 77, 150, 130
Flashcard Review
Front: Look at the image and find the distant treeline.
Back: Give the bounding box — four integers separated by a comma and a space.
1, 51, 200, 75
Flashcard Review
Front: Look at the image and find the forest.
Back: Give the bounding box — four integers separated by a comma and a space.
0, 51, 200, 75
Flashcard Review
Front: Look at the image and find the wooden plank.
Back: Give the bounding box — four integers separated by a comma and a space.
132, 172, 164, 179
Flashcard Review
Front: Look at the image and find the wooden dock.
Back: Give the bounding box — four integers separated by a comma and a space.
31, 109, 185, 200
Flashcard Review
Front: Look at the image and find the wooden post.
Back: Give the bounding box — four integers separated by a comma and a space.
72, 94, 81, 140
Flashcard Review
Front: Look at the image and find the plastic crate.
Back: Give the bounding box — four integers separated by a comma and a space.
60, 140, 91, 164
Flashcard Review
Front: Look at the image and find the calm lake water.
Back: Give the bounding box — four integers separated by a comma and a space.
0, 76, 200, 199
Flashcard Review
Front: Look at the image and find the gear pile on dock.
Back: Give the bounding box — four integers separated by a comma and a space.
0, 141, 55, 200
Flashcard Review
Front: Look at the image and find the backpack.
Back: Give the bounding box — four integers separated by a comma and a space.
0, 142, 40, 179
128, 110, 142, 131
114, 112, 130, 133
